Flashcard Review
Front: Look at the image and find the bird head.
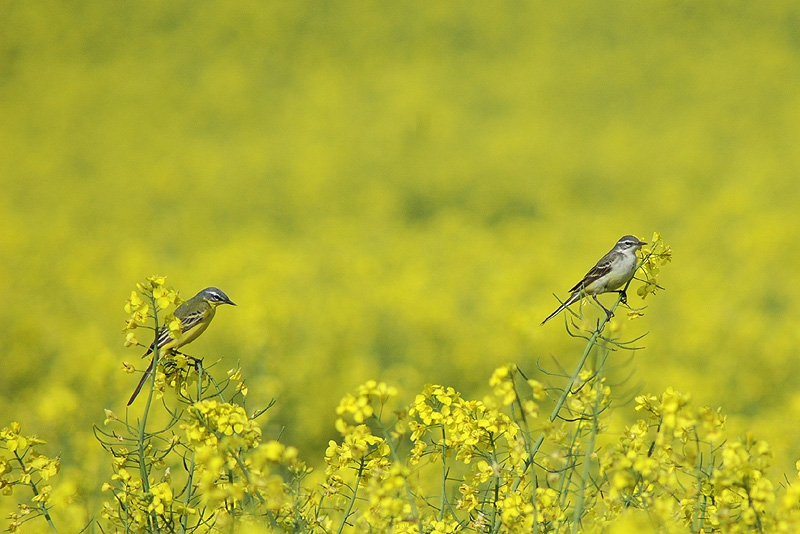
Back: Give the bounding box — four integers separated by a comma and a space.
617, 235, 647, 251
199, 287, 236, 307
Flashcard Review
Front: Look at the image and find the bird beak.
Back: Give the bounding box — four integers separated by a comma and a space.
226, 298, 237, 306
638, 240, 647, 246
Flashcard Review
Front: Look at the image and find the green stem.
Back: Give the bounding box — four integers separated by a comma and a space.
293, 474, 303, 534
571, 377, 602, 533
702, 441, 714, 528
558, 416, 584, 510
439, 426, 447, 521
336, 460, 364, 534
137, 293, 162, 533
488, 435, 502, 534
375, 418, 423, 532
531, 472, 540, 534
13, 451, 58, 533
179, 453, 196, 534
179, 367, 206, 533
510, 372, 534, 456
690, 433, 703, 533
529, 285, 631, 461
489, 477, 499, 534
531, 314, 606, 459
515, 291, 626, 500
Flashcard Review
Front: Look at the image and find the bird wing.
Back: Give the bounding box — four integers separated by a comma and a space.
568, 253, 615, 293
142, 307, 208, 357
176, 309, 207, 333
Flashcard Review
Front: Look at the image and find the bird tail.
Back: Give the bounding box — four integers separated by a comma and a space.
127, 358, 154, 406
541, 292, 580, 325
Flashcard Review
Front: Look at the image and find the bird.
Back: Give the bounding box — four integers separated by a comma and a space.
127, 287, 236, 405
541, 235, 647, 325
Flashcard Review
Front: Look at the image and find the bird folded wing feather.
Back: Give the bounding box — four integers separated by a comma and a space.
569, 258, 613, 293
178, 310, 207, 332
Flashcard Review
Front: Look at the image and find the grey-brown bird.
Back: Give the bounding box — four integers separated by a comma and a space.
542, 235, 646, 325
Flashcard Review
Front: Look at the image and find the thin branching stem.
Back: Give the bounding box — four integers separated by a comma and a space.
13, 451, 58, 533
440, 426, 447, 521
137, 292, 162, 534
336, 460, 365, 534
374, 417, 424, 533
571, 375, 603, 533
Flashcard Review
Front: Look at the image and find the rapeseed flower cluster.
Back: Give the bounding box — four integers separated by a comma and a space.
97, 279, 307, 533
598, 388, 800, 533
183, 399, 293, 512
122, 275, 180, 348
326, 380, 397, 476
100, 453, 151, 530
323, 380, 417, 531
318, 367, 800, 534
0, 423, 59, 533
9, 0, 800, 527
23, 260, 800, 533
636, 232, 672, 301
409, 381, 521, 467
101, 398, 307, 531
321, 365, 573, 533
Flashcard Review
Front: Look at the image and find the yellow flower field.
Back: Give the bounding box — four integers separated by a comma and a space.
2, 2, 800, 532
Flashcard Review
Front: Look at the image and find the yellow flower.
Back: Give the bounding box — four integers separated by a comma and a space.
336, 392, 374, 423
166, 316, 182, 340
527, 379, 546, 400
261, 440, 285, 462
124, 331, 138, 347
489, 365, 511, 386
29, 455, 59, 480
3, 432, 27, 453
124, 290, 143, 314
152, 285, 177, 310
457, 483, 479, 511
146, 275, 167, 287
149, 481, 173, 514
522, 399, 539, 418
635, 232, 671, 299
429, 519, 460, 534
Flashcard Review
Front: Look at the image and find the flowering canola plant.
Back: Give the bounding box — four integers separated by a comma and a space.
6, 237, 800, 533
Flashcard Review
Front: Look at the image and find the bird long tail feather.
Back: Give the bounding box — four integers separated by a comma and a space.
541, 292, 580, 325
127, 358, 154, 406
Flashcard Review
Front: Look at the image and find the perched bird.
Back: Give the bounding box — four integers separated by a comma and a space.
541, 235, 646, 325
127, 287, 236, 405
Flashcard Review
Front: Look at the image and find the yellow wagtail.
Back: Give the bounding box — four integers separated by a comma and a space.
541, 235, 646, 325
127, 287, 236, 405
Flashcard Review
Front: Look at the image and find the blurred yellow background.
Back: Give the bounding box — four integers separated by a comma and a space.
3, 0, 800, 508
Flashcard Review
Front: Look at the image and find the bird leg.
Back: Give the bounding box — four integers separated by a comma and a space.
616, 290, 628, 305
592, 295, 614, 320
174, 350, 203, 371
189, 355, 204, 371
